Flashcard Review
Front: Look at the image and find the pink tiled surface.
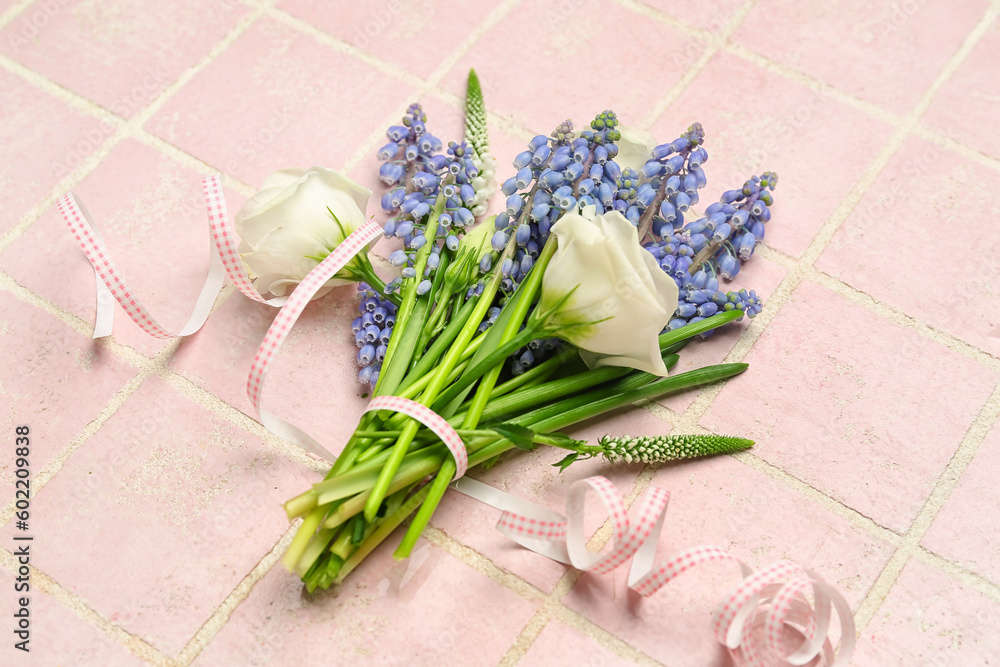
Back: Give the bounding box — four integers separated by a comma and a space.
1, 1, 999, 666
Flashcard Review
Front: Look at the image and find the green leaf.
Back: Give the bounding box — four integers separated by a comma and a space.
552, 452, 579, 471
491, 423, 537, 451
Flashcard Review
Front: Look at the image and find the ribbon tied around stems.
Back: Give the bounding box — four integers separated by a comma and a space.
61, 177, 855, 666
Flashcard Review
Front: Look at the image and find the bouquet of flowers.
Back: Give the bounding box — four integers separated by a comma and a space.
267, 71, 779, 592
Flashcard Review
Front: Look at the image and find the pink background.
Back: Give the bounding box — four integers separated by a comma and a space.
1, 0, 999, 665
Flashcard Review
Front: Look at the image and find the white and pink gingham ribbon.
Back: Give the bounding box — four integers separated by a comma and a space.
243, 216, 381, 460
60, 176, 382, 460
364, 396, 467, 479
56, 176, 298, 341
455, 475, 855, 667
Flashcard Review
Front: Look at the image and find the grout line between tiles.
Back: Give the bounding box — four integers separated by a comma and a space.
0, 550, 179, 666
174, 522, 300, 665
853, 378, 1000, 631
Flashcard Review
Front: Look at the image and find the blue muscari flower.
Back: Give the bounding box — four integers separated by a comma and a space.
718, 253, 739, 279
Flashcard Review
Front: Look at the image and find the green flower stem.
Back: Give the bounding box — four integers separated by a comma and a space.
400, 297, 479, 392
363, 245, 509, 522
284, 490, 318, 520
281, 506, 327, 572
334, 485, 432, 585
295, 526, 338, 577
658, 309, 743, 347
485, 346, 579, 400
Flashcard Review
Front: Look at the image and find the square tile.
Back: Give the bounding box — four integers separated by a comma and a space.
0, 570, 144, 666
0, 292, 136, 494
1, 375, 316, 656
699, 280, 998, 532
922, 19, 1000, 161
0, 138, 241, 356
193, 539, 537, 666
431, 409, 669, 594
0, 69, 107, 232
921, 418, 1000, 585
0, 0, 248, 117
521, 620, 631, 666
817, 136, 1000, 358
854, 559, 1000, 666
731, 0, 987, 115
146, 16, 418, 186
438, 0, 704, 134
652, 51, 894, 257
563, 453, 891, 665
277, 0, 497, 80
656, 253, 787, 414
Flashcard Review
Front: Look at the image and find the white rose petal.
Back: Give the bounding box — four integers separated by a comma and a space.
615, 126, 656, 174
234, 166, 372, 300
540, 208, 679, 376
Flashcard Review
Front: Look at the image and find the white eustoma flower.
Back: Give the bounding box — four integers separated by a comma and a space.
235, 167, 371, 299
538, 207, 679, 376
614, 126, 656, 174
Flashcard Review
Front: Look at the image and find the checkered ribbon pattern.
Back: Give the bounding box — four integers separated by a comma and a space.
463, 475, 855, 667
364, 396, 468, 479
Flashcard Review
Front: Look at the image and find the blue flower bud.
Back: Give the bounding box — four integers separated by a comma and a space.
416, 279, 431, 295
479, 254, 493, 273
377, 142, 400, 161
405, 144, 419, 162
395, 220, 414, 237
589, 163, 604, 181
502, 176, 518, 196
573, 146, 589, 163
410, 234, 427, 250
459, 184, 476, 205
530, 203, 551, 221
364, 324, 381, 343
493, 212, 510, 231
641, 161, 662, 179
668, 318, 688, 330
697, 302, 718, 317
721, 189, 743, 204
513, 150, 533, 170
515, 223, 531, 245
687, 289, 710, 304
689, 233, 708, 250
659, 255, 677, 273
691, 269, 708, 289
624, 206, 639, 224
665, 155, 685, 172
532, 145, 551, 166
372, 307, 387, 325
401, 267, 416, 278
439, 212, 453, 229
446, 234, 459, 251
387, 125, 409, 142
673, 192, 691, 212
357, 344, 376, 366
736, 231, 756, 260
539, 171, 565, 189
659, 200, 676, 222
492, 230, 508, 252
598, 182, 614, 207
577, 178, 595, 195
603, 160, 622, 182
751, 200, 767, 217
520, 254, 533, 275
594, 145, 608, 164
719, 253, 740, 279
683, 173, 699, 195
691, 165, 707, 188
688, 147, 707, 168
750, 220, 765, 241
529, 134, 548, 151
426, 253, 440, 270
670, 137, 690, 152
756, 206, 772, 222
665, 175, 681, 195
713, 223, 732, 242
454, 208, 474, 227
549, 153, 572, 171
500, 257, 514, 276
563, 162, 584, 181
651, 143, 673, 160
636, 186, 656, 208
358, 365, 374, 385
351, 316, 364, 334
506, 194, 523, 217
379, 162, 404, 185
511, 167, 532, 191
731, 210, 749, 229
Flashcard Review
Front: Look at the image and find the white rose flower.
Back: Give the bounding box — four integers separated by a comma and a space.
614, 126, 656, 174
235, 167, 373, 299
538, 207, 679, 376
